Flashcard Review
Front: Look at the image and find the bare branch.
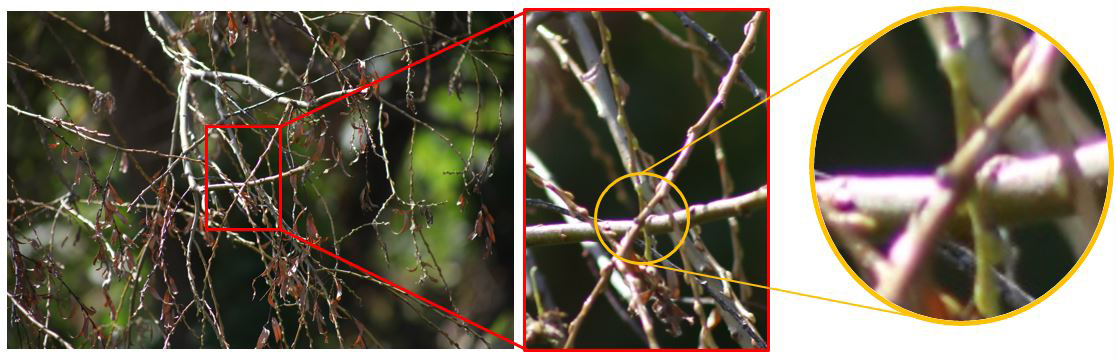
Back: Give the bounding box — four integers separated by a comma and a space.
8, 104, 200, 162
8, 293, 74, 349
817, 138, 1108, 240
527, 185, 767, 247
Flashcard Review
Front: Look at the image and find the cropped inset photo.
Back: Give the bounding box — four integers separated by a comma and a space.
8, 11, 513, 348
525, 10, 769, 349
812, 10, 1110, 322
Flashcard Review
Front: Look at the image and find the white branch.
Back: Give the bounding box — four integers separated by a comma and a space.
817, 139, 1108, 240
527, 185, 767, 247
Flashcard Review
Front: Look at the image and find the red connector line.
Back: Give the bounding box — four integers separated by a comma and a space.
207, 11, 526, 349
282, 230, 525, 349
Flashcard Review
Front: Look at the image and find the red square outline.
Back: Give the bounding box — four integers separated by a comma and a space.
203, 124, 285, 232
521, 8, 771, 352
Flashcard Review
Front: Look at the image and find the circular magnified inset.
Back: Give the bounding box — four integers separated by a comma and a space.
810, 7, 1112, 324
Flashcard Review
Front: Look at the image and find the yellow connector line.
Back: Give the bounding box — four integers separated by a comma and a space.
637, 39, 908, 316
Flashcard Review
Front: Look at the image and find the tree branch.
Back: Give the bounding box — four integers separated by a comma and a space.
204, 160, 315, 190
527, 185, 767, 247
8, 293, 74, 349
817, 138, 1108, 243
674, 11, 764, 101
8, 104, 200, 163
187, 69, 352, 111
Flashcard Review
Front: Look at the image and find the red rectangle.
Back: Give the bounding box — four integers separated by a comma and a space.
203, 124, 285, 232
521, 8, 771, 352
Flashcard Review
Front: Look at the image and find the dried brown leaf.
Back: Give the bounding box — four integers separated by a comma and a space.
271, 317, 282, 342
226, 11, 239, 48
255, 326, 270, 348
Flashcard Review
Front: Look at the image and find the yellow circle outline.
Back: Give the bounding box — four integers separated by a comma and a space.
809, 6, 1113, 325
593, 172, 690, 266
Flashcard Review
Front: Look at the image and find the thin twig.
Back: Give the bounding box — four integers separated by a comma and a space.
8, 293, 74, 349
205, 161, 314, 190
48, 11, 175, 96
8, 105, 201, 163
674, 11, 764, 100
